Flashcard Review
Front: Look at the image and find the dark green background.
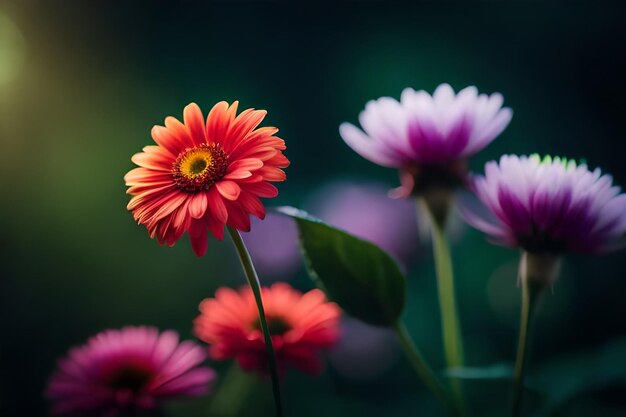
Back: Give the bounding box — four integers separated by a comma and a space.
1, 1, 625, 416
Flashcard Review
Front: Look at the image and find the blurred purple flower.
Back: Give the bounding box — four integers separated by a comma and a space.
307, 181, 419, 264
46, 326, 215, 416
461, 154, 626, 254
339, 83, 512, 197
243, 181, 419, 279
243, 214, 302, 280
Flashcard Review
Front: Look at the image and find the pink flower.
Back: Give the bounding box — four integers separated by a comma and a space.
46, 326, 215, 416
194, 283, 341, 375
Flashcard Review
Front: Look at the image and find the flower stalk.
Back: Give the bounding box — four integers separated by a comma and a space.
393, 321, 459, 415
511, 252, 560, 417
420, 196, 466, 410
227, 226, 283, 417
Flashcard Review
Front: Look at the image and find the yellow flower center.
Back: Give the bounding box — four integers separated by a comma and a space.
181, 150, 212, 177
172, 144, 228, 192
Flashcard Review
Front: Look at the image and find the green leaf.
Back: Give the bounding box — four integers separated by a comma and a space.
276, 206, 406, 326
444, 364, 514, 381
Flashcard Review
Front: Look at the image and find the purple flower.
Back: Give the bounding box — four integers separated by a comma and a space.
339, 83, 512, 197
46, 326, 216, 416
461, 154, 626, 254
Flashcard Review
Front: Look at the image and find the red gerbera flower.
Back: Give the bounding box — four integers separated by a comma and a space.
124, 101, 289, 256
193, 283, 341, 375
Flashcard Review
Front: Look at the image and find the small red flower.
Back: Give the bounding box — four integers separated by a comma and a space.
194, 283, 341, 375
124, 101, 289, 256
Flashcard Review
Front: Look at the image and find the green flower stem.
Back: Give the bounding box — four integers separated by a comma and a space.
393, 321, 459, 415
227, 226, 283, 417
511, 265, 542, 417
426, 205, 466, 409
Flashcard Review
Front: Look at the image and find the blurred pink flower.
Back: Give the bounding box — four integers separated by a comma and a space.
46, 326, 215, 416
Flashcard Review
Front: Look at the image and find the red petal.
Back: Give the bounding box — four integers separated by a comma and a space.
243, 182, 278, 198
206, 215, 224, 240
229, 135, 284, 161
257, 167, 287, 182
131, 151, 172, 172
237, 146, 277, 161
238, 191, 265, 219
189, 220, 209, 257
151, 125, 184, 156
127, 184, 176, 209
172, 199, 192, 231
205, 101, 230, 145
189, 192, 208, 219
149, 193, 189, 224
164, 116, 195, 149
265, 152, 290, 168
183, 103, 207, 146
245, 126, 279, 142
206, 187, 228, 223
224, 158, 264, 180
237, 174, 264, 184
224, 109, 267, 152
223, 169, 253, 180
227, 158, 264, 173
215, 180, 241, 200
225, 201, 250, 232
127, 181, 174, 195
125, 168, 172, 186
